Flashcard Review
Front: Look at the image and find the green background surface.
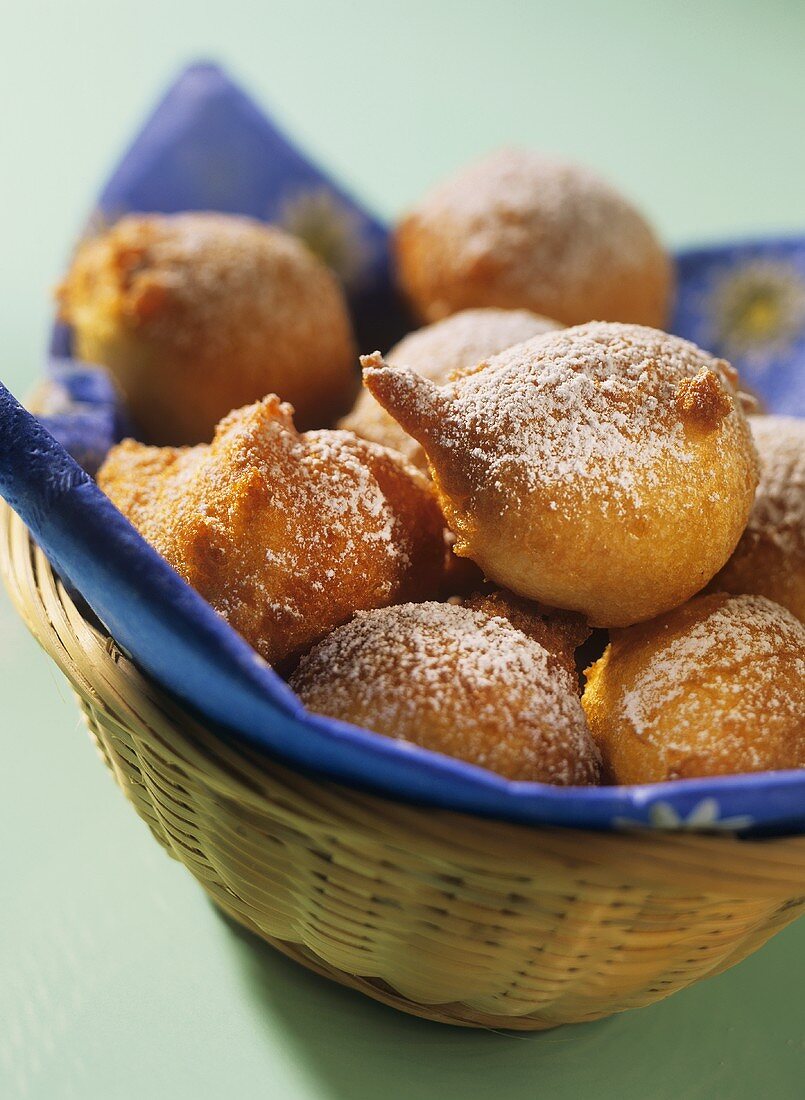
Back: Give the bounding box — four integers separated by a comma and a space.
1, 2, 804, 1097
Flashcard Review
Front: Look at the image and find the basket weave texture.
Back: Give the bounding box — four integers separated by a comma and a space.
3, 499, 805, 1030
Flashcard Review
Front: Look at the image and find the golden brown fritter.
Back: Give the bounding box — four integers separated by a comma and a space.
583, 593, 805, 783
710, 415, 804, 620
363, 322, 759, 627
291, 600, 601, 784
97, 397, 446, 665
395, 149, 673, 328
59, 213, 358, 445
339, 307, 559, 470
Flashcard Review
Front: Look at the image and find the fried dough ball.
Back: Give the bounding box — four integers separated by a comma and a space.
290, 600, 601, 784
395, 149, 673, 328
363, 322, 759, 627
58, 213, 358, 445
583, 593, 805, 783
710, 416, 804, 620
97, 397, 446, 666
339, 307, 559, 470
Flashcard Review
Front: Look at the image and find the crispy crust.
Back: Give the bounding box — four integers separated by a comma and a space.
339, 308, 559, 471
394, 148, 673, 328
363, 322, 759, 628
461, 589, 590, 684
291, 601, 601, 785
674, 368, 733, 428
710, 415, 805, 621
59, 213, 358, 445
97, 397, 446, 666
583, 593, 805, 782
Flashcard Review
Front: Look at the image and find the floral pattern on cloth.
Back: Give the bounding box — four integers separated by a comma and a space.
614, 798, 754, 834
279, 187, 375, 288
672, 240, 805, 416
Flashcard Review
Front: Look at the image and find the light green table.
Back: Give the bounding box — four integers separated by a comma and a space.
2, 3, 804, 1097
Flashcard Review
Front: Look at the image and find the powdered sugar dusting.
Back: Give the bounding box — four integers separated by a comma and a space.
376, 321, 745, 515
160, 418, 405, 607
87, 213, 347, 357
291, 601, 600, 784
402, 148, 667, 316
98, 398, 444, 664
340, 308, 559, 468
388, 308, 560, 382
621, 594, 805, 769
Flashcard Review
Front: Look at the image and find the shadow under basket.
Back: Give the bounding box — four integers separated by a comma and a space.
3, 502, 805, 1031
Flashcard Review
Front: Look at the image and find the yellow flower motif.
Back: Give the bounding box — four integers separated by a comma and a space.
709, 260, 805, 371
279, 187, 371, 286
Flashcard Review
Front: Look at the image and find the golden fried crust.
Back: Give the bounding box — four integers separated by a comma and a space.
674, 369, 733, 426
363, 322, 760, 627
710, 416, 805, 621
339, 308, 559, 470
290, 601, 601, 785
58, 213, 358, 445
394, 148, 673, 328
583, 593, 805, 783
97, 398, 446, 666
462, 590, 590, 684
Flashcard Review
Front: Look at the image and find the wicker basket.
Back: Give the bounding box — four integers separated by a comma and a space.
3, 500, 805, 1031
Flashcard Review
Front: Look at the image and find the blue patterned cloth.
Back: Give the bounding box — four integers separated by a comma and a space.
1, 63, 803, 834
673, 238, 805, 415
